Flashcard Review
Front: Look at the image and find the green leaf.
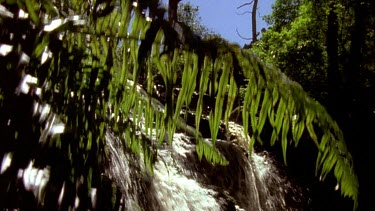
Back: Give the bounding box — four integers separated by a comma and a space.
275, 97, 286, 136
257, 89, 271, 136
25, 0, 40, 25
281, 114, 290, 165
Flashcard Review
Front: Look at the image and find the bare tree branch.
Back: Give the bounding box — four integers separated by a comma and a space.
236, 0, 258, 43
236, 11, 252, 16
237, 1, 254, 9
236, 28, 252, 40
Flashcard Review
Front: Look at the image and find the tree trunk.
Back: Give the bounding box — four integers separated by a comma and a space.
252, 0, 258, 43
169, 0, 180, 24
344, 1, 369, 210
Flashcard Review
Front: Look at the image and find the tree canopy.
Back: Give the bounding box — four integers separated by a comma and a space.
252, 0, 375, 209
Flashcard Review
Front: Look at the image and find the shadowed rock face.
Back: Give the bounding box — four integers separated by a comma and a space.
106, 121, 310, 211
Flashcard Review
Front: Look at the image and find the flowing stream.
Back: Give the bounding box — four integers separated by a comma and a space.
106, 121, 310, 211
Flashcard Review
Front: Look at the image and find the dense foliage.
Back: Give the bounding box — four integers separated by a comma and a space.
253, 1, 328, 102
177, 2, 212, 39
253, 0, 374, 210
0, 0, 360, 209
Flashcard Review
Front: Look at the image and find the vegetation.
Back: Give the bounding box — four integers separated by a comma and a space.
252, 1, 328, 102
252, 0, 374, 210
177, 2, 214, 39
0, 0, 362, 209
236, 0, 259, 44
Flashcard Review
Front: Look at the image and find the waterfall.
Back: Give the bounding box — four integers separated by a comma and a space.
152, 134, 220, 211
105, 122, 310, 211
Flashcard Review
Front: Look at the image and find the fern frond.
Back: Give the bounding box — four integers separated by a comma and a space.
236, 52, 358, 207
1, 0, 358, 208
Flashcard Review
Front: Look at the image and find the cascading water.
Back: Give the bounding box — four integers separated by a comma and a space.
152, 134, 220, 211
105, 121, 310, 211
2, 74, 309, 210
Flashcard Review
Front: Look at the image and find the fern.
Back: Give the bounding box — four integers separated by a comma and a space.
0, 0, 358, 209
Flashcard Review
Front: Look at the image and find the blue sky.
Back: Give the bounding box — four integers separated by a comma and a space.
181, 0, 275, 47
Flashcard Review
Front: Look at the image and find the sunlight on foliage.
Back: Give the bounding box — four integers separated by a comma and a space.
0, 0, 358, 209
